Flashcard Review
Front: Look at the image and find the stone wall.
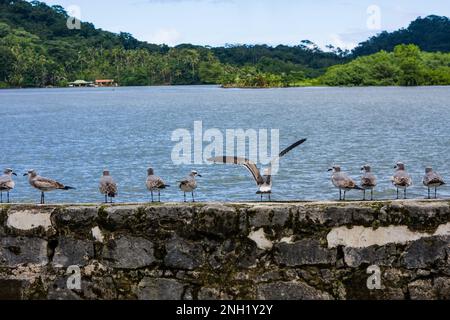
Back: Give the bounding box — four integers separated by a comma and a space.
0, 200, 449, 300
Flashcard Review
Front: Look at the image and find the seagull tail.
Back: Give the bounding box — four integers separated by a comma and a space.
63, 186, 76, 190
354, 186, 364, 190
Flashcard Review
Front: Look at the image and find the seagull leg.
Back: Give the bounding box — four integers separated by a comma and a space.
435, 187, 438, 199
343, 191, 347, 201
371, 189, 374, 201
428, 187, 430, 199
158, 190, 161, 203
269, 194, 272, 202
192, 192, 195, 203
339, 189, 342, 201
0, 192, 2, 203
41, 192, 45, 205
396, 188, 399, 200
7, 191, 10, 204
363, 190, 366, 201
184, 193, 186, 203
104, 194, 107, 204
151, 191, 154, 203
404, 189, 407, 200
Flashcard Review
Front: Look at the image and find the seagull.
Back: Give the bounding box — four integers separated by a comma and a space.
360, 165, 377, 201
423, 167, 445, 199
391, 162, 413, 199
208, 138, 307, 201
0, 168, 17, 203
24, 170, 75, 204
328, 166, 363, 201
99, 170, 118, 203
179, 170, 202, 202
146, 167, 169, 202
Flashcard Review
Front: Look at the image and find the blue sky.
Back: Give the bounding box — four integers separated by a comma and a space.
42, 0, 450, 49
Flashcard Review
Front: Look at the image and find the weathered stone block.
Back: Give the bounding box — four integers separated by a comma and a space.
434, 277, 450, 299
403, 236, 449, 269
257, 281, 333, 300
102, 236, 155, 269
343, 244, 398, 268
164, 235, 204, 270
198, 287, 231, 300
53, 206, 99, 231
408, 279, 435, 300
0, 237, 48, 267
274, 239, 336, 266
52, 237, 94, 268
195, 205, 239, 237
137, 278, 185, 300
0, 279, 28, 300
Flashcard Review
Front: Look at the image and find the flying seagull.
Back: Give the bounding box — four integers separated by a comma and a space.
24, 170, 75, 204
208, 138, 307, 201
0, 168, 17, 203
99, 170, 118, 203
391, 162, 413, 199
423, 167, 445, 199
360, 165, 377, 201
328, 166, 363, 201
179, 170, 202, 202
146, 167, 169, 202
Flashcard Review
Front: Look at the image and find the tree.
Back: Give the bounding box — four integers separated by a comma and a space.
0, 46, 15, 82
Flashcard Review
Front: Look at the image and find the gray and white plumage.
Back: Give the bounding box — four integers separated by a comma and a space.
329, 166, 362, 201
26, 170, 73, 192
391, 162, 413, 199
179, 170, 201, 202
360, 165, 377, 201
423, 167, 445, 199
99, 170, 118, 201
24, 169, 75, 204
391, 162, 413, 189
146, 167, 169, 202
207, 138, 307, 200
0, 169, 16, 192
0, 168, 17, 203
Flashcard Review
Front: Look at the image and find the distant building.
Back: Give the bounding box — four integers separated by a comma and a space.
95, 79, 117, 87
68, 80, 94, 87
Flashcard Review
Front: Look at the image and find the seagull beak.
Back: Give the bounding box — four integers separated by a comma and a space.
327, 169, 333, 172
23, 173, 28, 177
197, 174, 203, 178
12, 172, 17, 176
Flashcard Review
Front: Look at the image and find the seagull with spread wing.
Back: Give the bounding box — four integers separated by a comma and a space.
207, 138, 307, 201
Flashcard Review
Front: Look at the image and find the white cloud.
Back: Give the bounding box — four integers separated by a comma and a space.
146, 28, 181, 45
329, 33, 357, 51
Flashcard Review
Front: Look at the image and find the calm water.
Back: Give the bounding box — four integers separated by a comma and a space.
1, 85, 449, 203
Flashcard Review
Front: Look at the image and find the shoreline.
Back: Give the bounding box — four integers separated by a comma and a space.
2, 84, 450, 90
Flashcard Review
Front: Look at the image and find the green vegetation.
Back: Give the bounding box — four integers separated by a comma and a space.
0, 0, 449, 88
320, 44, 450, 86
353, 15, 450, 57
0, 0, 344, 88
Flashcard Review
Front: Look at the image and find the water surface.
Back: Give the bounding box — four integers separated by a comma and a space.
1, 86, 449, 203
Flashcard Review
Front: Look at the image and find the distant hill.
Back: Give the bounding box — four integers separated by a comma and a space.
353, 15, 450, 56
0, 0, 346, 88
0, 0, 448, 88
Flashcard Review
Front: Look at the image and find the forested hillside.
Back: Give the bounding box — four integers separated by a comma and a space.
353, 15, 450, 57
0, 0, 344, 88
321, 44, 450, 86
0, 0, 449, 88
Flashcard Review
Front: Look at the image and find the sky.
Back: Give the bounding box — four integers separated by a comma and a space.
41, 0, 450, 49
